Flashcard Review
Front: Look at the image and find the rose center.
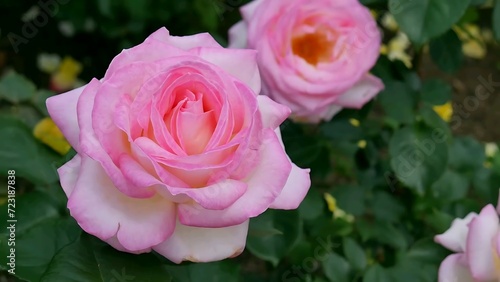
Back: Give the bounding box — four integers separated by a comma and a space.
292, 31, 333, 65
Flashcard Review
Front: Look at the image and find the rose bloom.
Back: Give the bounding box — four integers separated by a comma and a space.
434, 197, 500, 281
47, 28, 311, 263
229, 0, 384, 123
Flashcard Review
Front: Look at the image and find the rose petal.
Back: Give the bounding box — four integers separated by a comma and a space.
177, 129, 292, 227
240, 0, 264, 21
269, 163, 310, 209
228, 21, 248, 49
269, 129, 310, 209
333, 74, 384, 109
153, 220, 249, 263
196, 47, 261, 95
466, 204, 499, 280
167, 180, 247, 210
105, 235, 151, 255
147, 27, 221, 50
57, 154, 82, 197
46, 85, 86, 150
257, 95, 290, 129
77, 79, 155, 198
434, 212, 478, 253
438, 254, 474, 282
67, 156, 176, 251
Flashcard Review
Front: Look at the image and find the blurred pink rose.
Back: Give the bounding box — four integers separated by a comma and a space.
229, 0, 384, 122
47, 27, 310, 263
434, 198, 500, 281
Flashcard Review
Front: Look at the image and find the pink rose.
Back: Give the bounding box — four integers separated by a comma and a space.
47, 28, 310, 263
434, 199, 500, 281
229, 0, 384, 123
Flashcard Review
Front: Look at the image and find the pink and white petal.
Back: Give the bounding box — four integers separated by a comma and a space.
67, 156, 176, 252
240, 0, 264, 21
333, 74, 384, 109
57, 154, 82, 198
228, 21, 248, 49
434, 212, 478, 253
177, 129, 292, 228
77, 79, 154, 199
195, 47, 261, 95
167, 180, 247, 210
165, 33, 221, 50
269, 163, 310, 210
145, 26, 220, 50
268, 129, 311, 209
105, 235, 151, 255
438, 254, 474, 282
46, 85, 86, 150
257, 95, 290, 129
153, 220, 249, 263
466, 204, 499, 281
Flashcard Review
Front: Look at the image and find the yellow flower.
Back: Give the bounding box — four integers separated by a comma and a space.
324, 193, 354, 222
454, 24, 487, 59
33, 117, 71, 155
433, 102, 453, 122
381, 32, 413, 68
357, 140, 367, 149
37, 53, 61, 74
349, 118, 360, 127
381, 13, 398, 32
51, 56, 83, 91
485, 143, 498, 158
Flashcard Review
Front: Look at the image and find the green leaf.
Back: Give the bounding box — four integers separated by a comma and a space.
418, 105, 452, 142
473, 167, 499, 201
298, 189, 326, 221
41, 234, 172, 281
322, 252, 351, 282
331, 185, 366, 216
164, 260, 240, 282
389, 123, 448, 195
356, 220, 408, 249
363, 264, 392, 282
320, 119, 363, 142
0, 218, 80, 281
377, 81, 416, 125
431, 169, 469, 203
0, 116, 60, 184
0, 191, 60, 235
32, 90, 54, 116
448, 137, 486, 173
0, 71, 36, 104
370, 191, 405, 223
494, 0, 500, 40
429, 29, 463, 73
404, 238, 449, 265
425, 209, 454, 233
389, 0, 471, 45
421, 79, 452, 105
342, 238, 367, 271
247, 209, 302, 266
